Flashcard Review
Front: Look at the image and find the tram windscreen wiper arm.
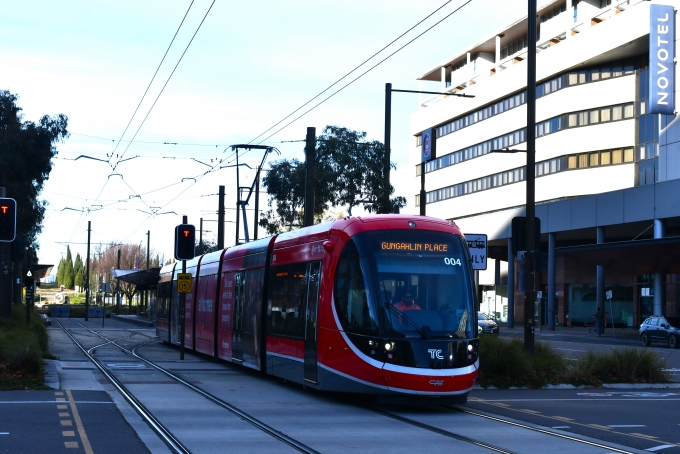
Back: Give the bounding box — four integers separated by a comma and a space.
384, 303, 432, 340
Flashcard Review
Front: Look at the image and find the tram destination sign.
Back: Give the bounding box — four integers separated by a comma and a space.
177, 273, 192, 293
465, 234, 487, 270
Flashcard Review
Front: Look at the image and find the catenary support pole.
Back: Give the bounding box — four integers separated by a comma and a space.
548, 232, 556, 330
383, 83, 392, 214
304, 127, 316, 227
235, 151, 240, 245
218, 185, 225, 250
180, 215, 187, 360
85, 221, 91, 322
524, 0, 537, 353
254, 166, 260, 241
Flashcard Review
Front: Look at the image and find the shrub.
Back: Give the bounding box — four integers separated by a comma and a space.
477, 336, 532, 388
567, 348, 671, 386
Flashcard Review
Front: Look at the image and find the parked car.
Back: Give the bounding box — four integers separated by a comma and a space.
478, 312, 499, 335
639, 316, 680, 348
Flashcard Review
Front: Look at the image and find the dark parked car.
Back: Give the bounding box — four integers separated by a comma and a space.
640, 316, 680, 348
478, 312, 499, 335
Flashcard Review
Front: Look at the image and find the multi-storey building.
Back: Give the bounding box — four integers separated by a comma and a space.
409, 0, 680, 329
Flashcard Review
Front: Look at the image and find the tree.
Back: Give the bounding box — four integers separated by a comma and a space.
0, 90, 69, 253
56, 257, 65, 287
74, 253, 84, 289
93, 242, 152, 306
63, 246, 75, 289
259, 125, 405, 234
196, 239, 220, 256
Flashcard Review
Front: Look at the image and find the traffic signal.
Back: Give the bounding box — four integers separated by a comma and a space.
174, 224, 195, 260
0, 198, 17, 242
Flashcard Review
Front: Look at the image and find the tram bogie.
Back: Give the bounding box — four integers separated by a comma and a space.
156, 215, 478, 400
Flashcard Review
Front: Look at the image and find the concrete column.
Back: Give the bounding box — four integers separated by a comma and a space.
440, 66, 446, 93
654, 219, 665, 316
467, 52, 472, 88
565, 0, 572, 39
596, 227, 605, 313
495, 35, 501, 73
507, 238, 514, 328
548, 233, 556, 330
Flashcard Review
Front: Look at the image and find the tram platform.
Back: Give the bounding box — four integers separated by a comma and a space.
498, 323, 642, 346
110, 313, 155, 327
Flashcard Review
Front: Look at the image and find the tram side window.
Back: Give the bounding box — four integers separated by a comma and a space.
268, 263, 307, 338
156, 281, 171, 319
334, 257, 379, 336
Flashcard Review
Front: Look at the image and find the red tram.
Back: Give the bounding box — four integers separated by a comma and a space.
156, 215, 479, 402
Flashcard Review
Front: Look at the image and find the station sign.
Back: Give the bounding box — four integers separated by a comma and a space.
465, 233, 487, 270
177, 273, 192, 293
421, 128, 436, 163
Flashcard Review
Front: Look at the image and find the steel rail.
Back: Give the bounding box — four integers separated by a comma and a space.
452, 406, 636, 454
64, 319, 320, 454
55, 319, 189, 454
367, 406, 516, 454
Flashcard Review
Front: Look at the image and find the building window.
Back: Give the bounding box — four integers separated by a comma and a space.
601, 151, 611, 165
589, 152, 599, 167
612, 149, 623, 164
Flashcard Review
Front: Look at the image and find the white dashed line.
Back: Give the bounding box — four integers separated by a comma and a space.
608, 425, 646, 428
0, 432, 8, 435
645, 445, 674, 452
551, 426, 570, 429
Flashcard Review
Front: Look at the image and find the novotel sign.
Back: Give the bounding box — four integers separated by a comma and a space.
649, 4, 675, 115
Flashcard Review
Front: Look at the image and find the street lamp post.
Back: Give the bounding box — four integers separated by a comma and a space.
383, 84, 473, 215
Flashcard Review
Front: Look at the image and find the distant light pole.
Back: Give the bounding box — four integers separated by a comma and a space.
383, 84, 474, 215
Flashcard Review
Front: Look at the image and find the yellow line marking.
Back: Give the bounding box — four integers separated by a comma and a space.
59, 412, 70, 417
587, 424, 610, 430
64, 441, 79, 448
472, 402, 680, 447
57, 405, 68, 410
66, 390, 94, 454
60, 420, 73, 426
629, 433, 659, 439
62, 431, 76, 437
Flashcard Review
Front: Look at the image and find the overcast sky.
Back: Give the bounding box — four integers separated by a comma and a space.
1, 0, 528, 270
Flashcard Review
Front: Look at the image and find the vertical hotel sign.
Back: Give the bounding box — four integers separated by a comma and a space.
650, 4, 675, 115
421, 128, 436, 162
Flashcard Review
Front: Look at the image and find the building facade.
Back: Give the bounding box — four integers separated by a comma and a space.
409, 0, 680, 328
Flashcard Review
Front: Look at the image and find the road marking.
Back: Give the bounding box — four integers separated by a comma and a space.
521, 409, 541, 414
645, 445, 675, 452
553, 416, 574, 421
64, 441, 79, 449
0, 433, 8, 435
630, 433, 659, 439
105, 363, 148, 369
587, 424, 611, 430
60, 420, 73, 426
66, 390, 94, 454
608, 425, 646, 428
59, 412, 69, 417
552, 426, 570, 429
63, 431, 75, 436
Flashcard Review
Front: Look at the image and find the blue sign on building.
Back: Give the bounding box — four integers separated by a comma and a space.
421, 128, 436, 163
649, 4, 675, 115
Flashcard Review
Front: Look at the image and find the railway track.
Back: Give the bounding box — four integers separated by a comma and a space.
55, 318, 320, 454
54, 318, 638, 454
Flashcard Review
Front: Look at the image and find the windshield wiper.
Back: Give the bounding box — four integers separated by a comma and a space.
384, 303, 431, 340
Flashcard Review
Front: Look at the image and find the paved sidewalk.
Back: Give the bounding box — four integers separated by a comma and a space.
498, 323, 642, 347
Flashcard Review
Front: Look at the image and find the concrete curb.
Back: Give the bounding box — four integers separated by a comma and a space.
110, 314, 154, 328
43, 359, 60, 389
474, 382, 680, 390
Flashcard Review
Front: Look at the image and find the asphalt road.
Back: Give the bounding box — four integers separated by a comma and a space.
466, 388, 680, 453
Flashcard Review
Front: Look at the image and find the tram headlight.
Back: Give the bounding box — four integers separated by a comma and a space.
467, 344, 473, 352
385, 342, 394, 351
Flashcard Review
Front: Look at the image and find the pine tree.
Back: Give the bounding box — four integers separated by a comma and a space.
56, 257, 65, 287
64, 246, 75, 289
73, 253, 83, 289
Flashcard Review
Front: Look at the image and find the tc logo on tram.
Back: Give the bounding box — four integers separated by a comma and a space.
428, 349, 444, 359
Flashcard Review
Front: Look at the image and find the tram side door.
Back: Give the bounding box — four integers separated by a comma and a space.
231, 271, 245, 363
171, 284, 179, 344
304, 262, 321, 383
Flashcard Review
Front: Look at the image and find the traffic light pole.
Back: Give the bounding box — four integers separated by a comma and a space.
180, 215, 187, 360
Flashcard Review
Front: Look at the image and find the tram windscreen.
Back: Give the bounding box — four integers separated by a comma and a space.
334, 230, 475, 339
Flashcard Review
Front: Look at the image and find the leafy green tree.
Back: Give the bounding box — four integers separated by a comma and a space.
0, 90, 69, 252
196, 239, 220, 256
259, 125, 405, 234
56, 257, 65, 287
74, 253, 84, 289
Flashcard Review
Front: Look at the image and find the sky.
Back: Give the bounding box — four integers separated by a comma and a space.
0, 0, 528, 272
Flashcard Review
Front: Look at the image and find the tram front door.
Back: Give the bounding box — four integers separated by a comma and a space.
231, 271, 245, 363
304, 262, 321, 383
